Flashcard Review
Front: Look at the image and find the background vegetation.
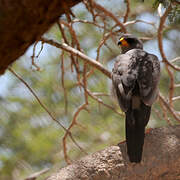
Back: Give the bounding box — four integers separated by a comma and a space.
0, 0, 179, 179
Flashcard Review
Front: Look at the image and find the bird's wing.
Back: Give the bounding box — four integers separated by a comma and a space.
137, 53, 161, 106
112, 49, 160, 111
112, 52, 139, 112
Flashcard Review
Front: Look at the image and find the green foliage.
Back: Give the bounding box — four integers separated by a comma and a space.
168, 5, 180, 24
153, 0, 180, 23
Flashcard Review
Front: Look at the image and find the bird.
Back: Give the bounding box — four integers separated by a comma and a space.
112, 34, 160, 163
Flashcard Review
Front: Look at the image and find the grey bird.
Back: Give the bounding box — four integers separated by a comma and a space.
112, 34, 160, 163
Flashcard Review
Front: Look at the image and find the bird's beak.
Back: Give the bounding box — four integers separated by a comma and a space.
117, 40, 122, 46
118, 37, 129, 47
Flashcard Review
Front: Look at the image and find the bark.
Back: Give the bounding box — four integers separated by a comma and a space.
46, 125, 180, 180
0, 0, 82, 74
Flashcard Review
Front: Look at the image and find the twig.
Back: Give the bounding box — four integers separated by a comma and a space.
8, 67, 66, 130
96, 30, 117, 62
8, 67, 86, 160
83, 0, 96, 22
159, 93, 180, 122
92, 92, 110, 97
172, 0, 180, 5
157, 5, 175, 108
93, 1, 126, 33
157, 5, 180, 71
60, 20, 82, 51
59, 20, 81, 82
36, 41, 44, 58
167, 67, 174, 108
79, 82, 123, 117
72, 19, 106, 29
153, 108, 165, 122
172, 96, 180, 102
124, 19, 156, 29
170, 57, 180, 63
159, 97, 172, 125
57, 21, 69, 44
25, 168, 50, 180
63, 103, 88, 164
60, 51, 68, 114
31, 41, 41, 71
83, 62, 88, 104
123, 0, 130, 23
174, 84, 180, 88
57, 21, 77, 73
40, 38, 112, 79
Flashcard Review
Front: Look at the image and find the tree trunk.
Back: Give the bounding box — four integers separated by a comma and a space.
0, 0, 82, 74
46, 125, 180, 180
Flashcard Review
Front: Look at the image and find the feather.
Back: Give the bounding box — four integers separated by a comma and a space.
112, 44, 160, 162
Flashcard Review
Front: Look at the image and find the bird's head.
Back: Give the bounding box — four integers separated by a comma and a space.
118, 34, 143, 53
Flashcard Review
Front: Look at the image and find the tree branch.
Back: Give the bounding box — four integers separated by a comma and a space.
40, 38, 112, 79
0, 0, 82, 74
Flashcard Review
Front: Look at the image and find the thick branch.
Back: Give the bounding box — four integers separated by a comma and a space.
46, 125, 180, 180
0, 0, 82, 74
40, 38, 112, 78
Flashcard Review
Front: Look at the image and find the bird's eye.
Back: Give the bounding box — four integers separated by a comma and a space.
126, 38, 135, 44
118, 37, 129, 47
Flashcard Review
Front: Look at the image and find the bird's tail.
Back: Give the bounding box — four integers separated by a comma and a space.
125, 103, 151, 163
